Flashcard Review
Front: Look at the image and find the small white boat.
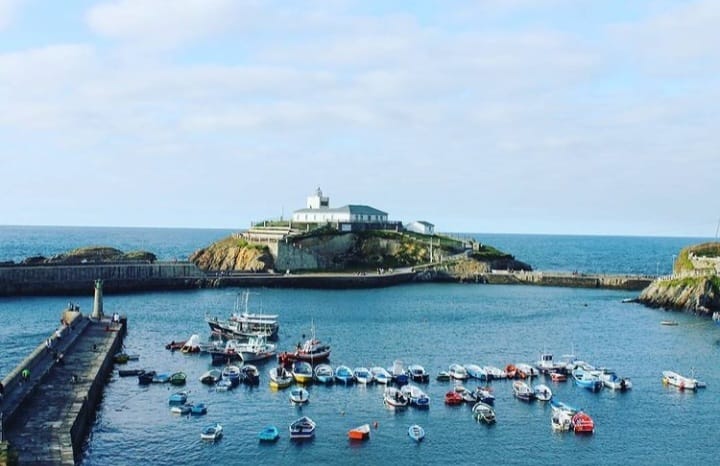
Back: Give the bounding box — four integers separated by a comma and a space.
222, 365, 242, 386
483, 366, 507, 379
551, 408, 572, 432
269, 365, 293, 389
289, 387, 310, 404
407, 364, 430, 383
448, 363, 468, 380
662, 370, 698, 391
408, 424, 425, 442
236, 335, 277, 362
534, 384, 553, 401
512, 381, 535, 402
598, 369, 632, 391
200, 423, 223, 441
550, 399, 578, 415
314, 363, 334, 384
383, 387, 409, 409
289, 416, 316, 440
353, 367, 373, 384
199, 369, 222, 385
515, 363, 539, 378
465, 364, 489, 381
400, 384, 430, 408
371, 366, 391, 384
472, 402, 496, 424
390, 360, 409, 385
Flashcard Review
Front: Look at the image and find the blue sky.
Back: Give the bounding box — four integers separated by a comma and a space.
0, 0, 718, 237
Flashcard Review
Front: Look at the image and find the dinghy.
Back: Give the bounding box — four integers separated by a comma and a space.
408, 424, 425, 442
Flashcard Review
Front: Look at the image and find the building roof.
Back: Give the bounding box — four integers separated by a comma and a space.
293, 204, 388, 216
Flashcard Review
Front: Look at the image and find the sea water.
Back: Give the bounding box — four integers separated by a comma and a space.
0, 227, 717, 465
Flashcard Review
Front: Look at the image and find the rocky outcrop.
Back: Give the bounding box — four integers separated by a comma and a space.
189, 237, 273, 271
638, 276, 719, 315
18, 247, 156, 265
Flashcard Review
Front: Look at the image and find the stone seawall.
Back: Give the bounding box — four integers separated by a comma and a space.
480, 271, 652, 290
0, 262, 206, 296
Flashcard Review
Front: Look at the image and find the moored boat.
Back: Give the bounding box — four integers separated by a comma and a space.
292, 361, 314, 384
119, 369, 145, 377
662, 370, 698, 391
407, 364, 430, 383
598, 369, 632, 391
313, 363, 334, 384
137, 370, 156, 385
335, 365, 354, 385
444, 390, 464, 405
383, 386, 409, 409
465, 364, 489, 381
472, 402, 496, 424
269, 365, 293, 389
236, 335, 277, 362
289, 416, 316, 440
258, 425, 280, 442
190, 403, 207, 415
571, 411, 594, 434
289, 387, 310, 404
536, 352, 565, 374
474, 386, 495, 405
168, 391, 188, 405
390, 360, 409, 386
221, 365, 242, 386
206, 290, 279, 340
550, 398, 578, 415
505, 364, 518, 379
371, 366, 391, 384
436, 371, 451, 382
241, 364, 260, 385
408, 424, 425, 442
572, 368, 603, 392
152, 373, 170, 384
512, 381, 536, 402
200, 423, 223, 441
168, 371, 187, 386
401, 384, 430, 408
448, 363, 468, 380
180, 334, 201, 353
483, 366, 507, 380
353, 367, 373, 385
170, 403, 191, 415
348, 423, 371, 441
280, 321, 331, 364
551, 408, 573, 432
534, 383, 553, 401
516, 363, 539, 379
200, 369, 222, 385
550, 372, 567, 382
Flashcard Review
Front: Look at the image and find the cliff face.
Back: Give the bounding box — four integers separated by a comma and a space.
638, 276, 719, 315
189, 237, 273, 271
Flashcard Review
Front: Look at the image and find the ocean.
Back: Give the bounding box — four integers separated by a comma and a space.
0, 226, 717, 465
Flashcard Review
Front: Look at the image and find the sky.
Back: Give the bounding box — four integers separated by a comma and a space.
0, 0, 718, 237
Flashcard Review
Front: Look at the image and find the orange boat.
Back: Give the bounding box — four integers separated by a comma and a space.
348, 424, 370, 441
505, 364, 517, 379
444, 391, 464, 405
550, 372, 567, 382
571, 411, 595, 434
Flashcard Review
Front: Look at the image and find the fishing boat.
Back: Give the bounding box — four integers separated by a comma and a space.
383, 387, 409, 409
170, 403, 191, 415
180, 334, 201, 353
572, 368, 603, 392
236, 335, 277, 362
407, 364, 430, 383
168, 391, 188, 405
292, 361, 314, 384
269, 365, 293, 389
474, 386, 495, 405
536, 352, 565, 374
168, 371, 187, 386
241, 364, 260, 385
190, 403, 207, 415
661, 320, 679, 326
371, 366, 391, 384
598, 369, 632, 391
335, 365, 355, 385
662, 370, 698, 391
353, 367, 373, 385
289, 416, 316, 440
221, 365, 242, 386
206, 290, 279, 340
551, 408, 573, 432
200, 423, 223, 441
289, 387, 310, 404
408, 424, 425, 442
534, 383, 553, 401
390, 360, 409, 386
472, 402, 496, 424
512, 381, 536, 402
444, 390, 464, 405
199, 369, 222, 385
137, 370, 156, 385
348, 424, 370, 441
401, 384, 430, 408
571, 411, 595, 434
279, 321, 331, 364
465, 364, 489, 381
258, 425, 280, 442
454, 385, 479, 403
209, 340, 242, 366
313, 364, 334, 384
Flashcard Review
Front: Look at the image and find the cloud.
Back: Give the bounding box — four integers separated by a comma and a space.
0, 0, 23, 30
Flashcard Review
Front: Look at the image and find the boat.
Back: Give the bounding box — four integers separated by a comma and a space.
206, 290, 280, 340
241, 364, 260, 385
168, 391, 188, 405
408, 424, 425, 442
515, 363, 539, 378
348, 423, 371, 441
353, 367, 373, 385
235, 335, 277, 362
335, 365, 355, 385
550, 399, 579, 415
289, 387, 310, 404
208, 340, 242, 366
269, 366, 293, 389
114, 352, 133, 364
137, 370, 156, 385
168, 371, 187, 386
170, 403, 191, 415
190, 403, 207, 415
390, 360, 409, 386
483, 366, 507, 380
472, 402, 496, 424
436, 371, 451, 382
165, 340, 185, 351
152, 373, 170, 384
454, 385, 479, 403
400, 384, 430, 408
662, 370, 698, 391
199, 369, 222, 385
465, 364, 489, 381
551, 408, 573, 432
504, 364, 518, 379
180, 334, 201, 353
571, 411, 595, 434
534, 383, 553, 401
448, 363, 468, 380
118, 369, 145, 377
383, 386, 409, 409
444, 390, 464, 405
661, 320, 679, 326
289, 416, 316, 440
313, 364, 334, 384
474, 386, 495, 405
215, 378, 234, 391
550, 372, 567, 382
279, 321, 331, 364
598, 369, 632, 391
258, 425, 280, 442
713, 311, 720, 325
200, 423, 223, 441
536, 352, 565, 374
407, 364, 430, 383
291, 361, 314, 384
572, 369, 603, 392
222, 365, 242, 386
371, 366, 392, 384
512, 381, 536, 402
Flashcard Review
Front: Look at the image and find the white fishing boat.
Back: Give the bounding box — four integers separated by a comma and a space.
236, 335, 277, 362
598, 369, 632, 391
465, 364, 489, 381
483, 365, 507, 379
206, 290, 279, 340
371, 366, 392, 384
472, 402, 496, 424
200, 423, 223, 441
448, 363, 469, 380
662, 370, 698, 391
383, 387, 409, 409
407, 364, 430, 383
512, 381, 535, 402
551, 408, 572, 432
534, 383, 553, 401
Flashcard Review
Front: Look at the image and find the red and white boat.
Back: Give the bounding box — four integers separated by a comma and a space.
278, 321, 331, 364
444, 390, 464, 405
550, 372, 567, 382
662, 371, 698, 391
571, 411, 595, 434
348, 424, 370, 441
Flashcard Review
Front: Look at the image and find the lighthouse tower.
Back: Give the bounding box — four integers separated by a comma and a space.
91, 279, 104, 320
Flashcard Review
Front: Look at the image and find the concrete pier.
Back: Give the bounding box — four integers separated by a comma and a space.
0, 312, 125, 465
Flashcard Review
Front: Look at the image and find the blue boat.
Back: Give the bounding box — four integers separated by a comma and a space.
408, 424, 425, 442
289, 416, 316, 440
152, 373, 170, 384
335, 365, 354, 385
190, 403, 207, 415
258, 425, 280, 442
168, 391, 188, 405
572, 369, 603, 392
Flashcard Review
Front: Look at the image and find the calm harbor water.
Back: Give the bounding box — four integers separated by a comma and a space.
0, 227, 718, 465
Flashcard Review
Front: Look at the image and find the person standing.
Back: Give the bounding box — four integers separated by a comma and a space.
21, 368, 30, 383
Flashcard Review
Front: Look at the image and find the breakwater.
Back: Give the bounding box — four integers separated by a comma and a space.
481, 270, 651, 290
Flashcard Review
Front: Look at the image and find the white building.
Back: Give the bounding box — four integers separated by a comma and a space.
291, 188, 389, 229
405, 221, 435, 235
